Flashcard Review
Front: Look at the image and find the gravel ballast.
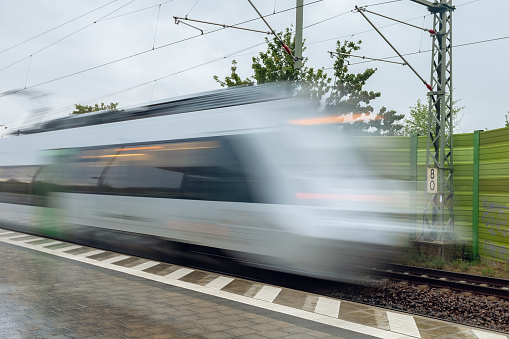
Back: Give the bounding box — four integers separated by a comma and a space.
327, 280, 509, 333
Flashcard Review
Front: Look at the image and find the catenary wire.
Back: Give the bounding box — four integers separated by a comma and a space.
2, 0, 488, 126
15, 41, 267, 126
305, 0, 482, 45
186, 0, 200, 17
326, 36, 508, 68
364, 0, 402, 7
0, 0, 323, 100
12, 29, 506, 128
0, 0, 121, 55
0, 0, 137, 74
152, 5, 162, 49
98, 0, 176, 22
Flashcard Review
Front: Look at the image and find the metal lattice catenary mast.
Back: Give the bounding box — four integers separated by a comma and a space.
411, 0, 455, 241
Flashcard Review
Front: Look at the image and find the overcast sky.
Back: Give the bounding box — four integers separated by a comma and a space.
0, 0, 507, 136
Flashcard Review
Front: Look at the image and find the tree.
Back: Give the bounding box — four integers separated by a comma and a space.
70, 102, 120, 115
214, 28, 330, 104
213, 31, 403, 135
369, 107, 405, 136
505, 112, 509, 127
399, 98, 464, 136
324, 40, 403, 135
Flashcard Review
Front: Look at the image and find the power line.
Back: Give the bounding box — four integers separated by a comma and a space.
307, 14, 429, 45
303, 11, 351, 29
306, 0, 482, 45
326, 36, 508, 68
0, 0, 121, 55
2, 0, 489, 127
0, 0, 323, 100
14, 33, 506, 128
364, 0, 403, 7
186, 0, 200, 17
0, 0, 137, 74
97, 0, 176, 22
14, 41, 267, 127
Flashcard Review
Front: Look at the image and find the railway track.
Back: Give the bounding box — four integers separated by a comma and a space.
377, 263, 509, 299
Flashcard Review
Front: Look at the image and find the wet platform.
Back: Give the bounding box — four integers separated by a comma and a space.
0, 227, 507, 339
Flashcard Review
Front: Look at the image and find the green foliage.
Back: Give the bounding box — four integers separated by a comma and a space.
459, 261, 470, 272
70, 102, 120, 115
213, 60, 251, 88
451, 259, 470, 272
214, 32, 403, 135
325, 40, 379, 117
427, 256, 445, 270
324, 40, 403, 135
214, 28, 330, 103
481, 266, 495, 277
400, 98, 464, 136
505, 112, 509, 127
453, 243, 476, 262
366, 106, 404, 136
399, 246, 426, 266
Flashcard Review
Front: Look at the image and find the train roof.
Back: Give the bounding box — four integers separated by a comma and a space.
19, 83, 292, 135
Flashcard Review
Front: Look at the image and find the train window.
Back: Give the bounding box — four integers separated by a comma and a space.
72, 148, 113, 193
101, 150, 183, 197
178, 140, 251, 202
0, 166, 40, 205
70, 137, 252, 202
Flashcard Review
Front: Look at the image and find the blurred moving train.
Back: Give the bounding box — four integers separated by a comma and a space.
0, 84, 410, 282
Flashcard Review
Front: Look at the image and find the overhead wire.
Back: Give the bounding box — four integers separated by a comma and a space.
2, 0, 489, 128
306, 0, 483, 45
0, 0, 324, 100
0, 0, 137, 74
98, 0, 176, 22
326, 36, 509, 68
186, 0, 200, 17
152, 4, 162, 49
0, 0, 121, 55
15, 40, 267, 127
307, 13, 430, 45
364, 0, 402, 7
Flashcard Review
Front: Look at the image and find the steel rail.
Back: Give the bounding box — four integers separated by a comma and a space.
377, 263, 509, 299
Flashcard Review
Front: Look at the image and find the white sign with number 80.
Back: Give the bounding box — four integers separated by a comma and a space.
427, 167, 437, 193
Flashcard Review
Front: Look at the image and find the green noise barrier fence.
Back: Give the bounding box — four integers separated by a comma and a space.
355, 126, 509, 265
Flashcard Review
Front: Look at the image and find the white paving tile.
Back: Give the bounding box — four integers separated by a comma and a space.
205, 276, 234, 290
19, 237, 42, 242
5, 234, 29, 239
77, 249, 105, 258
60, 245, 83, 252
40, 241, 63, 247
472, 329, 508, 339
253, 285, 282, 302
130, 261, 160, 271
164, 268, 194, 280
101, 255, 131, 264
314, 297, 341, 318
386, 311, 421, 338
0, 231, 14, 236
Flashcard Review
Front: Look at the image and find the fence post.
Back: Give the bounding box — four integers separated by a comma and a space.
472, 130, 480, 257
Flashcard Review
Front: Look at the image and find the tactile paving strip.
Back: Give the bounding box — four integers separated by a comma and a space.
0, 228, 507, 339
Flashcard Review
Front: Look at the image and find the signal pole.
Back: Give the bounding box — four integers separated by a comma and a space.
294, 0, 304, 70
410, 0, 455, 241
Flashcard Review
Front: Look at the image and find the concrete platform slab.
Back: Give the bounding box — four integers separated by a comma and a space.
0, 227, 506, 339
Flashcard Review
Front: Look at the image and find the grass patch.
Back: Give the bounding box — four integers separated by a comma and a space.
459, 261, 470, 272
481, 266, 495, 277
395, 243, 509, 279
427, 256, 445, 270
